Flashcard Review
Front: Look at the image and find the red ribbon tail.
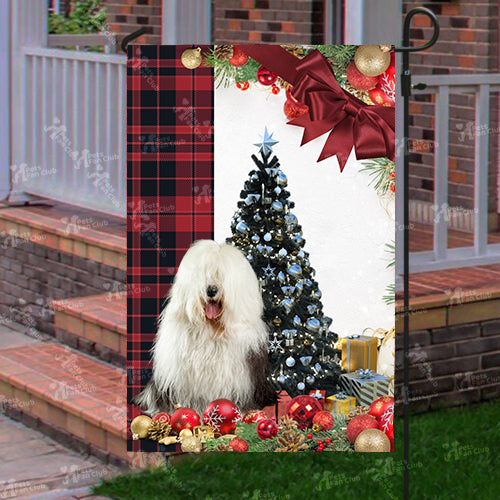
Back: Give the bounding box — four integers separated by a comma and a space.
318, 118, 355, 171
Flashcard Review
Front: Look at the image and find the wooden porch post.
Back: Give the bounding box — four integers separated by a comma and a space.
0, 1, 10, 200
344, 0, 401, 44
9, 0, 47, 203
161, 0, 212, 44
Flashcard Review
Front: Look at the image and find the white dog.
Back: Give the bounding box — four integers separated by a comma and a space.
132, 240, 277, 415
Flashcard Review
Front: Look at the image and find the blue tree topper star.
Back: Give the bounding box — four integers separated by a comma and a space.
254, 127, 279, 155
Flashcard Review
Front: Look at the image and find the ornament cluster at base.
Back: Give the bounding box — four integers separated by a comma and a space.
130, 394, 394, 453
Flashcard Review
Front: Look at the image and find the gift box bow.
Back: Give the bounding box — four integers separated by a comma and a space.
334, 391, 348, 400
356, 369, 375, 379
310, 390, 325, 400
236, 45, 395, 171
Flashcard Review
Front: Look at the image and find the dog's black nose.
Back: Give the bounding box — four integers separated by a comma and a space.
207, 285, 218, 298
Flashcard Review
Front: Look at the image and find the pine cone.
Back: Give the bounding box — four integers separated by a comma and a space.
214, 44, 234, 62
281, 44, 305, 59
346, 405, 369, 424
277, 76, 292, 91
275, 432, 308, 452
344, 82, 373, 105
278, 415, 298, 431
214, 442, 233, 452
147, 421, 172, 441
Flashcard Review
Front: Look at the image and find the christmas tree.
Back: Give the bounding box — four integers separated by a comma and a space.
227, 129, 342, 398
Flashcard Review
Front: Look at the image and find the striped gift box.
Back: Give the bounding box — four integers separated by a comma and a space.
339, 370, 390, 407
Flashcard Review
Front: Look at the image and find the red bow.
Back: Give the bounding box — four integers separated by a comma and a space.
236, 46, 395, 171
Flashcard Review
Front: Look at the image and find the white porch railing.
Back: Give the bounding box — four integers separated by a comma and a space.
9, 0, 126, 217
399, 73, 500, 273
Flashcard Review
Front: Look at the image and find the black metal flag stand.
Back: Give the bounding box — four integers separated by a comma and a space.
395, 7, 439, 499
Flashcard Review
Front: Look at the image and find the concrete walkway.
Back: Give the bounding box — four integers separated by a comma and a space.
0, 324, 118, 499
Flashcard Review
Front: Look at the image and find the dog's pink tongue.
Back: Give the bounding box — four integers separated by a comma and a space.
205, 301, 220, 319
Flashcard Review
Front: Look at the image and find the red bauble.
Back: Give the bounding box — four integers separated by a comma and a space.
236, 81, 249, 91
346, 415, 378, 444
229, 437, 249, 452
170, 407, 201, 433
203, 398, 242, 435
152, 412, 171, 425
312, 411, 335, 431
377, 55, 395, 105
368, 396, 394, 422
379, 404, 394, 452
285, 395, 322, 430
368, 87, 394, 107
257, 65, 277, 86
229, 47, 249, 67
256, 418, 279, 439
385, 51, 396, 76
242, 410, 267, 425
271, 84, 280, 95
346, 61, 379, 90
284, 90, 309, 121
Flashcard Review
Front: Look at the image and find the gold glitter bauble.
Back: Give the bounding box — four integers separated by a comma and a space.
179, 428, 193, 439
354, 428, 391, 452
130, 415, 152, 440
354, 45, 391, 77
181, 435, 202, 453
181, 47, 202, 69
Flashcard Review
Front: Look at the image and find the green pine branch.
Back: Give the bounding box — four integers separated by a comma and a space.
385, 240, 395, 269
359, 158, 395, 195
383, 283, 395, 305
205, 415, 353, 453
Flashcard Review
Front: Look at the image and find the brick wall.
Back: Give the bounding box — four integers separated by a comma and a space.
102, 0, 162, 44
213, 0, 324, 44
404, 0, 499, 220
395, 321, 500, 414
0, 236, 125, 338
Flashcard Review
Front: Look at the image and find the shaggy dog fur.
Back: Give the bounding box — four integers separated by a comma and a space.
132, 240, 277, 415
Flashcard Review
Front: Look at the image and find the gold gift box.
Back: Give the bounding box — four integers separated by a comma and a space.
325, 393, 356, 414
341, 335, 378, 372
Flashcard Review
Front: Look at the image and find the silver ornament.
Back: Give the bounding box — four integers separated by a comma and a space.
297, 382, 305, 391
236, 221, 249, 233
306, 318, 320, 333
279, 248, 287, 257
282, 298, 293, 313
300, 356, 312, 366
277, 172, 287, 186
287, 264, 302, 278
286, 356, 296, 367
307, 305, 317, 315
264, 233, 272, 242
272, 200, 283, 212
283, 329, 297, 339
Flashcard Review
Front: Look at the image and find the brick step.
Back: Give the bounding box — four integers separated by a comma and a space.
52, 293, 126, 367
0, 203, 126, 270
0, 342, 129, 463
